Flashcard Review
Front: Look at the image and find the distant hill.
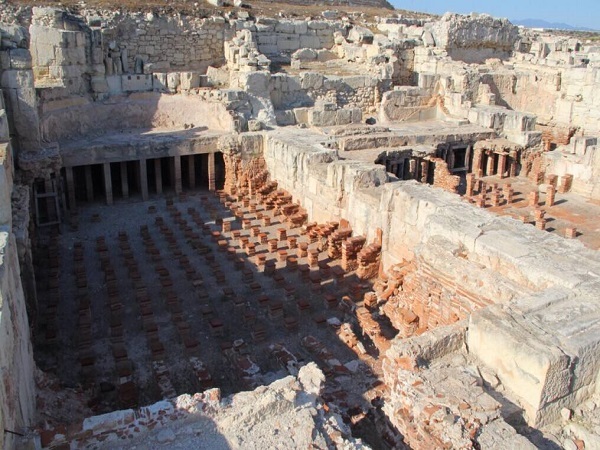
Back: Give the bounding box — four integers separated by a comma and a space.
511, 18, 598, 32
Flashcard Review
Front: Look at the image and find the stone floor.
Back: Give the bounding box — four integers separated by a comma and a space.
33, 188, 397, 447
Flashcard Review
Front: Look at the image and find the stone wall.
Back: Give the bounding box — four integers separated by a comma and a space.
39, 92, 238, 143
0, 117, 35, 449
252, 19, 344, 56
263, 128, 600, 426
101, 14, 228, 73
269, 72, 381, 112
30, 7, 89, 95
0, 24, 41, 152
426, 13, 520, 62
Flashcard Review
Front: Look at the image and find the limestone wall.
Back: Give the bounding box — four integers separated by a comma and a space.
101, 14, 228, 73
426, 13, 520, 62
263, 128, 600, 426
0, 26, 41, 152
413, 49, 600, 136
0, 133, 35, 450
251, 19, 343, 56
269, 72, 381, 112
30, 8, 89, 94
39, 92, 237, 142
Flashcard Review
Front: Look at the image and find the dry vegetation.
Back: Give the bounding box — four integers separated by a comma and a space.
7, 0, 434, 22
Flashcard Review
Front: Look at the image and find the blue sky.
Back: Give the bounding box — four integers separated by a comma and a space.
392, 0, 600, 29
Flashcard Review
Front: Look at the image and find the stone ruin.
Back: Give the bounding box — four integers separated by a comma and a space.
0, 1, 599, 449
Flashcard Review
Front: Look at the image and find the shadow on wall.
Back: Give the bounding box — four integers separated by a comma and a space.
39, 92, 237, 143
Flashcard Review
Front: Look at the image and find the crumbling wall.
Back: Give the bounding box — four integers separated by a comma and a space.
252, 19, 343, 56
427, 13, 520, 62
382, 323, 537, 450
30, 7, 89, 94
100, 14, 228, 73
269, 72, 381, 112
0, 23, 41, 152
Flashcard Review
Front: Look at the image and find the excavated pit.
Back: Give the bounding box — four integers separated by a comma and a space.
2, 3, 600, 450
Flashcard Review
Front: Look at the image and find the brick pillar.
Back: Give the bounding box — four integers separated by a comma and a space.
420, 160, 428, 184
546, 185, 556, 207
188, 155, 196, 189
529, 191, 539, 207
498, 153, 507, 178
103, 162, 113, 206
466, 173, 475, 197
84, 165, 94, 202
208, 152, 216, 191
486, 153, 495, 176
509, 157, 518, 178
558, 174, 573, 193
472, 147, 483, 178
65, 166, 76, 210
405, 159, 414, 180
139, 159, 149, 201
154, 159, 162, 195
491, 191, 500, 207
120, 162, 129, 200
480, 180, 487, 195
565, 227, 577, 239
173, 155, 182, 195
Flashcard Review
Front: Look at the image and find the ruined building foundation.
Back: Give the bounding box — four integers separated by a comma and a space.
0, 2, 600, 449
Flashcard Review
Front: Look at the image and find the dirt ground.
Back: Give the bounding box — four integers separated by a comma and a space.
7, 0, 437, 24
479, 175, 600, 250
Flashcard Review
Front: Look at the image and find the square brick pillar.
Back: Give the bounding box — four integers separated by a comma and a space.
65, 166, 76, 210
120, 162, 129, 200
173, 156, 182, 195
139, 159, 149, 201
154, 159, 162, 195
546, 185, 556, 207
420, 160, 429, 183
188, 155, 196, 189
472, 148, 483, 178
208, 152, 216, 191
103, 162, 113, 205
84, 165, 94, 202
486, 153, 495, 176
466, 173, 475, 197
498, 153, 507, 178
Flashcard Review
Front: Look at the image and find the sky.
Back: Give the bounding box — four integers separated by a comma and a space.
392, 0, 600, 30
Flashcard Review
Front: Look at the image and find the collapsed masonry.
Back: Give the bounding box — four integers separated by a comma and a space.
0, 2, 600, 449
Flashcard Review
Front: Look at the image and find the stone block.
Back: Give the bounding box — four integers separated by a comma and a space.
180, 72, 200, 90
0, 70, 33, 89
8, 49, 32, 70
294, 21, 308, 35
122, 74, 153, 92
275, 22, 295, 34
91, 76, 109, 93
335, 109, 352, 125
278, 38, 300, 52
299, 35, 321, 49
106, 75, 122, 95
300, 72, 324, 90
309, 109, 337, 127
293, 107, 309, 125
167, 72, 180, 92
276, 110, 296, 126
